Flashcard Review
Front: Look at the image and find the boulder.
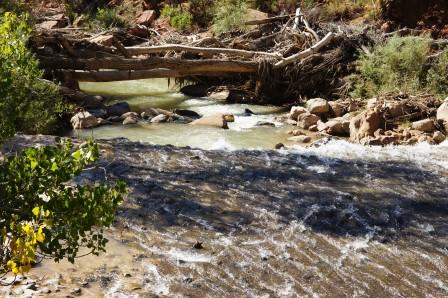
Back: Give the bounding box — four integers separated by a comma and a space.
325, 117, 350, 136
308, 124, 318, 132
328, 101, 345, 118
316, 120, 328, 132
173, 109, 201, 118
433, 131, 446, 144
123, 117, 138, 125
350, 109, 384, 142
120, 112, 139, 120
70, 112, 99, 129
180, 85, 208, 97
87, 108, 107, 118
190, 113, 234, 129
289, 106, 308, 121
136, 10, 156, 26
411, 119, 435, 133
437, 100, 448, 129
90, 34, 115, 47
366, 97, 380, 109
306, 98, 330, 114
385, 100, 411, 118
288, 135, 312, 143
150, 114, 168, 123
207, 89, 230, 101
297, 113, 320, 129
107, 102, 130, 117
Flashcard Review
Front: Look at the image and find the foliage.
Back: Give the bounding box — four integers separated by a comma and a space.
427, 49, 448, 97
0, 138, 127, 275
189, 0, 215, 27
349, 36, 432, 98
213, 0, 248, 34
161, 4, 193, 31
0, 12, 65, 142
95, 7, 125, 29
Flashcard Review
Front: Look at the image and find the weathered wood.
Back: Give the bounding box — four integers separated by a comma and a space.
38, 56, 259, 74
66, 69, 233, 82
274, 32, 335, 69
124, 44, 282, 58
244, 14, 294, 25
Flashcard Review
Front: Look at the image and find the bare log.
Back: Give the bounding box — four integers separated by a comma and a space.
38, 56, 259, 74
66, 69, 233, 82
124, 44, 282, 58
244, 14, 294, 26
274, 32, 334, 69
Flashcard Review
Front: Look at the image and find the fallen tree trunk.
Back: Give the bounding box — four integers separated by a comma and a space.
38, 56, 259, 73
65, 69, 236, 81
124, 44, 282, 58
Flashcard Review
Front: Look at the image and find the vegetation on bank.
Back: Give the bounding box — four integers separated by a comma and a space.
0, 9, 127, 277
350, 36, 448, 98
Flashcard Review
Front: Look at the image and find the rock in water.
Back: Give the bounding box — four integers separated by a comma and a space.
190, 113, 234, 129
289, 106, 308, 121
349, 109, 384, 142
306, 98, 330, 114
107, 102, 130, 117
71, 112, 99, 129
412, 119, 435, 133
150, 114, 168, 123
437, 100, 448, 130
297, 113, 320, 129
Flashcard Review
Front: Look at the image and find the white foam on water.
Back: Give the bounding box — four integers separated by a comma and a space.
164, 248, 213, 263
144, 263, 171, 296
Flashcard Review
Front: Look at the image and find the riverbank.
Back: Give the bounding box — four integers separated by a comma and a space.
1, 134, 448, 296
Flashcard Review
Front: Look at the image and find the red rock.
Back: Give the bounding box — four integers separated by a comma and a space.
137, 10, 156, 26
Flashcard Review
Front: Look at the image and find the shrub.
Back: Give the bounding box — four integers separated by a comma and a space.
349, 36, 431, 98
0, 138, 126, 275
161, 4, 193, 31
189, 0, 214, 27
213, 0, 248, 34
427, 49, 448, 97
0, 12, 65, 142
95, 7, 125, 29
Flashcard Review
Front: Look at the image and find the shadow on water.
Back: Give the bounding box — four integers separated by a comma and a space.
77, 139, 448, 250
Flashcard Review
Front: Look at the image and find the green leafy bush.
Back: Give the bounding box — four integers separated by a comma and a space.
0, 138, 126, 275
0, 12, 65, 142
95, 7, 125, 28
349, 36, 431, 98
161, 5, 193, 31
427, 49, 448, 97
213, 0, 248, 34
189, 0, 214, 27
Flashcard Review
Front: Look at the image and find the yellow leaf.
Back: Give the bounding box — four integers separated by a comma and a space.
36, 227, 45, 243
32, 206, 40, 217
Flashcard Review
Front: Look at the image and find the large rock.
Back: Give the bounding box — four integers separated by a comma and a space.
180, 85, 208, 97
385, 100, 412, 118
328, 101, 345, 118
150, 114, 168, 123
289, 106, 308, 121
190, 113, 234, 129
174, 109, 201, 118
437, 100, 448, 129
70, 112, 99, 129
325, 117, 350, 136
306, 98, 330, 114
107, 102, 130, 117
136, 10, 156, 26
433, 131, 446, 144
350, 109, 384, 142
297, 113, 320, 129
411, 119, 435, 133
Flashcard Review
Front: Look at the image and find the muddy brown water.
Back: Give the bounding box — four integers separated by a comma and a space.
1, 135, 448, 297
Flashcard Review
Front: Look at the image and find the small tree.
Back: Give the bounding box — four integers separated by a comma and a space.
0, 11, 127, 277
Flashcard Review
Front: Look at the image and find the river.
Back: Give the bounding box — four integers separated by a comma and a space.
1, 79, 448, 297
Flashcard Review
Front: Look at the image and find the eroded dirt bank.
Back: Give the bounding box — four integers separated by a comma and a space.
2, 135, 448, 297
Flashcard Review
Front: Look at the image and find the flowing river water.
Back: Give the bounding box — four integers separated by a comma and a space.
2, 79, 448, 297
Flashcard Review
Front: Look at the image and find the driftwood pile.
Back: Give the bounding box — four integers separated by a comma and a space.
31, 12, 369, 104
